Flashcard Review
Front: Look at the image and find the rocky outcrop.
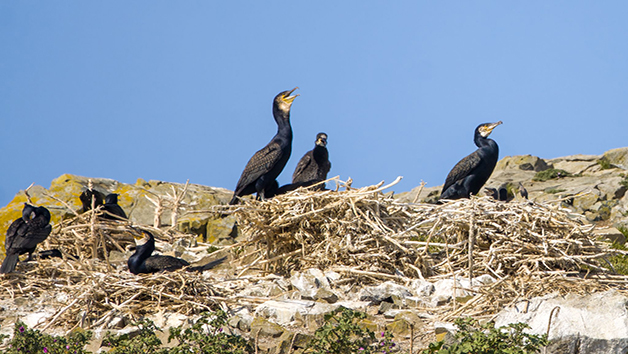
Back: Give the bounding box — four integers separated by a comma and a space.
0, 174, 236, 257
399, 147, 628, 228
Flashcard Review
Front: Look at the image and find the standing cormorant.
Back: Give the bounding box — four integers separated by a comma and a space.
128, 230, 189, 274
1, 204, 52, 273
292, 132, 331, 191
440, 121, 503, 200
518, 182, 529, 200
102, 193, 127, 220
229, 88, 299, 205
79, 188, 105, 213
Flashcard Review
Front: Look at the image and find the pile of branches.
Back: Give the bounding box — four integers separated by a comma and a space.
233, 177, 607, 282
0, 210, 228, 332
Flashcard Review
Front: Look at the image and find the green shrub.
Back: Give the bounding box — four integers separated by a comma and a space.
3, 322, 92, 354
103, 319, 164, 354
532, 169, 575, 182
166, 310, 253, 354
306, 307, 396, 354
598, 158, 613, 170
421, 317, 547, 354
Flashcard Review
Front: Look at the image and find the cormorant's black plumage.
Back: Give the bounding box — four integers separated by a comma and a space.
127, 231, 189, 274
1, 204, 52, 273
292, 132, 331, 191
440, 121, 502, 200
519, 182, 529, 200
102, 193, 127, 220
79, 188, 105, 213
229, 88, 299, 205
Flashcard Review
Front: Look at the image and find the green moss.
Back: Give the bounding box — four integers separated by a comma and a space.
532, 168, 576, 182
608, 242, 628, 275
598, 157, 613, 170
619, 173, 628, 189
545, 188, 566, 194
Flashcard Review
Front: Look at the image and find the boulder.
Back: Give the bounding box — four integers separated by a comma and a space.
359, 281, 413, 305
547, 154, 601, 175
290, 268, 339, 302
494, 290, 628, 354
494, 155, 551, 172
603, 147, 628, 170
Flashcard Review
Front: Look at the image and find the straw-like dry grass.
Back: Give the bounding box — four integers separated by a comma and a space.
1, 177, 626, 332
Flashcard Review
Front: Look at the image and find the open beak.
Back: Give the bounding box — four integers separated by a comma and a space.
284, 87, 299, 103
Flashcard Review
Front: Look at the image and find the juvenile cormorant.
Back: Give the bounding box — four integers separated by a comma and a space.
128, 230, 190, 274
292, 132, 331, 191
102, 193, 127, 220
1, 204, 52, 273
518, 182, 529, 200
484, 187, 499, 200
79, 188, 105, 213
229, 88, 299, 205
440, 121, 503, 200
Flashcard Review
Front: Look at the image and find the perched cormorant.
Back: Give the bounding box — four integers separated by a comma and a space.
229, 88, 299, 205
128, 230, 189, 274
1, 204, 52, 273
518, 182, 529, 200
79, 188, 105, 213
102, 193, 127, 220
440, 121, 503, 200
292, 132, 331, 191
498, 187, 509, 201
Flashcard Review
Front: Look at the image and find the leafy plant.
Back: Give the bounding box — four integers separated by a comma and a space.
421, 317, 547, 354
167, 310, 253, 354
103, 318, 164, 354
306, 307, 396, 354
532, 169, 575, 182
606, 242, 628, 275
3, 322, 92, 354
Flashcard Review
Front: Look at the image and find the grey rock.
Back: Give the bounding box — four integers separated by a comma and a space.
359, 281, 413, 304
603, 147, 628, 170
494, 155, 551, 172
494, 290, 628, 354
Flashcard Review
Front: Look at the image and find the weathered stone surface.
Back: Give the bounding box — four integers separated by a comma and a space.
604, 147, 628, 169
359, 281, 413, 304
250, 317, 285, 338
592, 227, 626, 244
290, 268, 340, 303
0, 174, 233, 257
494, 290, 628, 354
494, 155, 551, 172
548, 154, 601, 174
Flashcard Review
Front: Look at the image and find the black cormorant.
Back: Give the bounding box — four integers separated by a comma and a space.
79, 188, 105, 213
229, 88, 299, 205
1, 204, 52, 273
102, 193, 127, 220
128, 230, 190, 274
292, 132, 331, 190
440, 121, 503, 200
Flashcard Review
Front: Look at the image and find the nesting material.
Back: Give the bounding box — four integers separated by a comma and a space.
232, 177, 626, 319
233, 178, 602, 280
0, 177, 626, 331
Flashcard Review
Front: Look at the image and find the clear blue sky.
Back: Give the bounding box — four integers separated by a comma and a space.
1, 2, 627, 207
